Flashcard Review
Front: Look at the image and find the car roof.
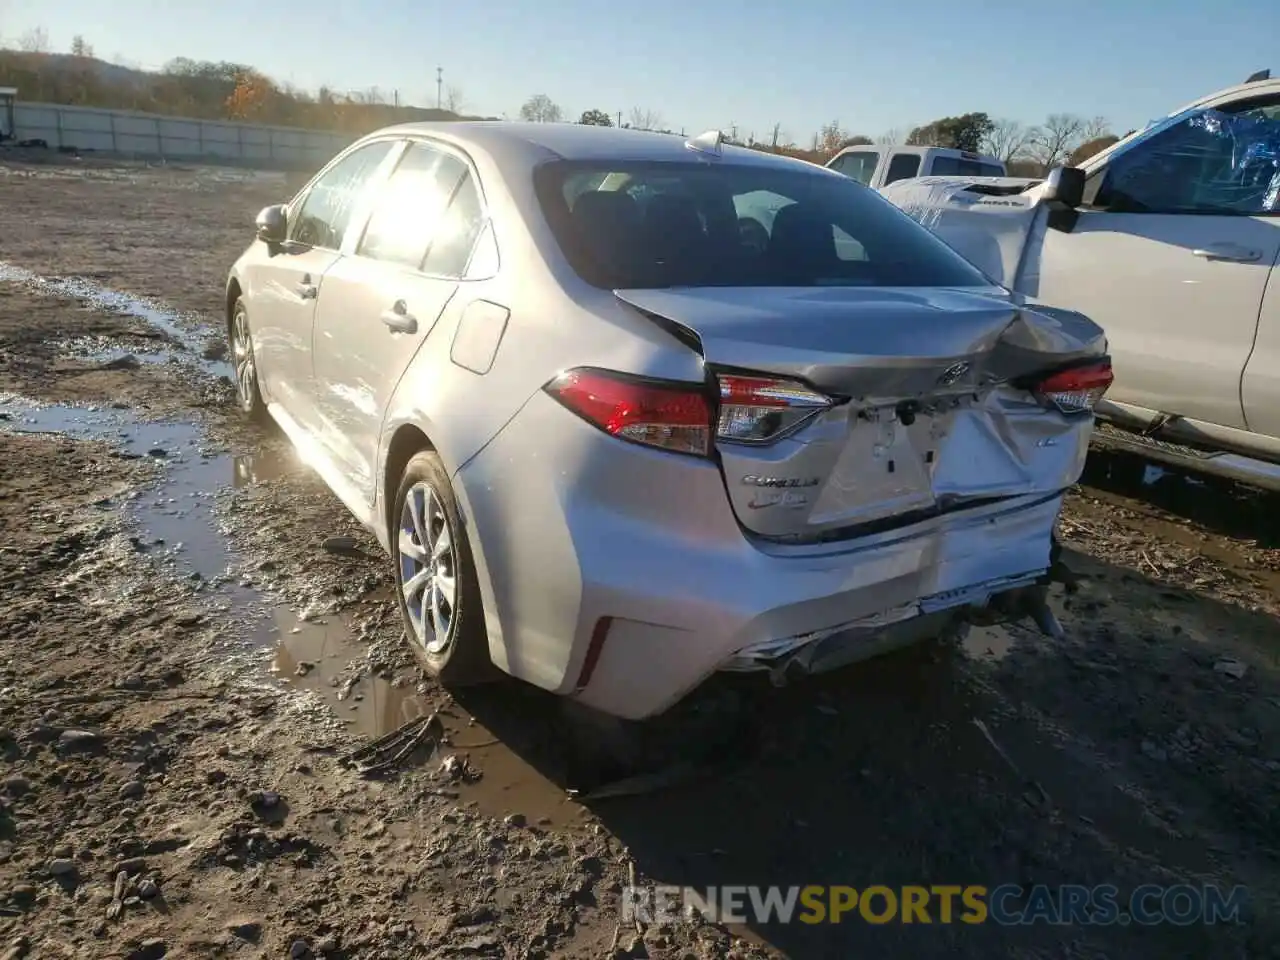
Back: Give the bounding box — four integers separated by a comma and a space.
370, 120, 826, 172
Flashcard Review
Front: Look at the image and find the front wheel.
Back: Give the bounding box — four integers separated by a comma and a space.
392, 451, 495, 685
230, 297, 268, 422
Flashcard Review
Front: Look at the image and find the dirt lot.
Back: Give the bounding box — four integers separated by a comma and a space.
1, 155, 1278, 960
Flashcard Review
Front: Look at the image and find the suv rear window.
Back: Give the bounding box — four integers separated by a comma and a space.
931, 157, 1004, 178
534, 160, 991, 290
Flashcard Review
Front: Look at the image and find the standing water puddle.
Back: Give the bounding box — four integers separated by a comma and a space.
0, 396, 235, 582
0, 264, 776, 822
0, 389, 585, 826
270, 603, 587, 827
0, 260, 233, 381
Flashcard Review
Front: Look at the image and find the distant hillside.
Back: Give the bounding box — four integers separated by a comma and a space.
0, 49, 493, 133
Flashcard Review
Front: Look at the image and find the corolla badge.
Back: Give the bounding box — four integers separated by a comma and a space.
741, 475, 820, 488
937, 361, 971, 386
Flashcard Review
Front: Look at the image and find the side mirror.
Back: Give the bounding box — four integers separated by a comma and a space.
255, 204, 288, 244
1042, 166, 1085, 208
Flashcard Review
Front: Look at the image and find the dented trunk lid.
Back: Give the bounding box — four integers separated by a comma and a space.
615, 285, 1106, 541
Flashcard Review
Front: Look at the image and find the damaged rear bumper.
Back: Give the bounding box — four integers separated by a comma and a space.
456, 393, 1074, 721
562, 487, 1070, 719
720, 568, 1054, 682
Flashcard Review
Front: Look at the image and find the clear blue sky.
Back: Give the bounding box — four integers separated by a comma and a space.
6, 0, 1278, 142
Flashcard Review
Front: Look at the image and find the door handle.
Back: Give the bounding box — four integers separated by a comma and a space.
296, 273, 318, 299
1192, 244, 1263, 263
380, 300, 418, 334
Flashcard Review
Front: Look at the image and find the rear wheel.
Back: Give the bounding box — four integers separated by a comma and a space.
392, 451, 495, 684
230, 297, 267, 422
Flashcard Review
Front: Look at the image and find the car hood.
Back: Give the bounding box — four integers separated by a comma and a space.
879, 176, 1046, 291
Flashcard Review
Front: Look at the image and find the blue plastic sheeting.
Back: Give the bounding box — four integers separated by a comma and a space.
1103, 106, 1280, 215
1187, 108, 1280, 212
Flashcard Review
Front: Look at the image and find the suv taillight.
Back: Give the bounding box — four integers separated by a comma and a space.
545, 368, 712, 456
1033, 360, 1114, 415
716, 373, 833, 443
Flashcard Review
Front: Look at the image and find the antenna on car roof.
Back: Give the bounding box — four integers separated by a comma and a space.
1245, 69, 1271, 83
685, 130, 724, 157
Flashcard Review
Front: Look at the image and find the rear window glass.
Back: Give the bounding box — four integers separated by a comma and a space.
534, 160, 991, 290
931, 157, 1004, 178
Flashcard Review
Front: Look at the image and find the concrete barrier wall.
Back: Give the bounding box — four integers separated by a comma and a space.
12, 102, 356, 170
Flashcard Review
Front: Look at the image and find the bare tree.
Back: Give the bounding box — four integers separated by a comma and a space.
981, 118, 1037, 162
350, 86, 385, 106
629, 107, 663, 132
18, 26, 49, 53
70, 34, 94, 58
444, 85, 465, 114
520, 94, 563, 123
1032, 113, 1086, 169
1081, 115, 1112, 141
769, 122, 785, 149
877, 128, 903, 146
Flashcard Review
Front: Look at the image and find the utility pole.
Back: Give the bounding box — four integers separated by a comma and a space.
616, 110, 622, 128
436, 67, 443, 110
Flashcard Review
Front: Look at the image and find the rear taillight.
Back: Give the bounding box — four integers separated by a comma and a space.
545, 368, 712, 456
716, 374, 832, 443
1033, 360, 1113, 415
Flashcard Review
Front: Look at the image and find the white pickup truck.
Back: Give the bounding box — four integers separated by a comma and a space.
827, 144, 1006, 189
880, 70, 1280, 490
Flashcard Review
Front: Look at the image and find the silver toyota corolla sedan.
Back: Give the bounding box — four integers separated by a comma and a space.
225, 122, 1112, 720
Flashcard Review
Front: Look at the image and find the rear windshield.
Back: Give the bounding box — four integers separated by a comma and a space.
930, 157, 1005, 178
534, 160, 992, 290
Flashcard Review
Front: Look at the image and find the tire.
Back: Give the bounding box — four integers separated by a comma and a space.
391, 450, 495, 685
229, 297, 268, 422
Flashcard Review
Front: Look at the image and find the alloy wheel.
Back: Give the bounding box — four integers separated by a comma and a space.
397, 481, 458, 655
232, 306, 257, 411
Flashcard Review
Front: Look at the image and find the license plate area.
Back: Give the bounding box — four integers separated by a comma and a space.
807, 407, 946, 525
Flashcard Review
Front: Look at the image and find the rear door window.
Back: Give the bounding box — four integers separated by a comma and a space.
357, 145, 469, 270
883, 153, 922, 184
423, 172, 486, 277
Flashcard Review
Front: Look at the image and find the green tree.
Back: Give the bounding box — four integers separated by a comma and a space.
907, 112, 994, 153
579, 108, 613, 126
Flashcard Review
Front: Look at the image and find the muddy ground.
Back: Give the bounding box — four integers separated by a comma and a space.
0, 155, 1278, 960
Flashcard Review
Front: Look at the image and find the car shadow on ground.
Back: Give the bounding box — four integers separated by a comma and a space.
456, 547, 1280, 959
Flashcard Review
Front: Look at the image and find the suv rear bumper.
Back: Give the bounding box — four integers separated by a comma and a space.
454, 392, 1064, 720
